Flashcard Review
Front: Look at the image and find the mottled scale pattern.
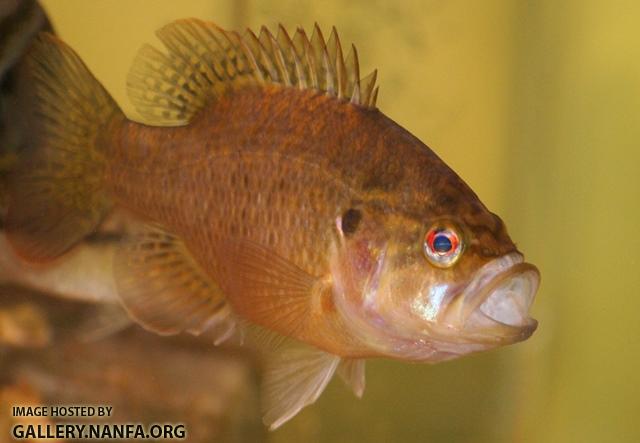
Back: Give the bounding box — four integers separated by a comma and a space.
110, 144, 351, 284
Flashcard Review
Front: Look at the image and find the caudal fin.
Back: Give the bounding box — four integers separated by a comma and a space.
6, 33, 120, 262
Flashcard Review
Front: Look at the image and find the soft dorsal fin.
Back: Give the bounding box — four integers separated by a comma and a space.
127, 19, 379, 126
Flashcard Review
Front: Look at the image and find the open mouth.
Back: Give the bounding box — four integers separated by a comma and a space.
443, 252, 540, 343
478, 267, 538, 327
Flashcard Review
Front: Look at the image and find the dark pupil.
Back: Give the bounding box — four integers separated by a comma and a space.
433, 234, 452, 253
341, 208, 362, 235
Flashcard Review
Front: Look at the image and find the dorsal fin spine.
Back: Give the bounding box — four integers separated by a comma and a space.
346, 44, 360, 98
310, 24, 329, 92
291, 28, 310, 88
279, 25, 306, 89
299, 29, 319, 89
272, 33, 292, 86
371, 86, 379, 106
275, 25, 295, 85
325, 27, 339, 95
351, 82, 361, 104
293, 50, 307, 89
260, 36, 280, 82
328, 27, 348, 99
361, 69, 378, 107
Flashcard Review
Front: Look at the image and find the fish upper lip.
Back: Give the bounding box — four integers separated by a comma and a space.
440, 252, 540, 344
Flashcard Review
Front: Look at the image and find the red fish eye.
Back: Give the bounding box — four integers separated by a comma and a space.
427, 230, 457, 255
423, 227, 463, 267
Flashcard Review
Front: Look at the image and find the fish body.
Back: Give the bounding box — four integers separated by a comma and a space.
4, 20, 540, 428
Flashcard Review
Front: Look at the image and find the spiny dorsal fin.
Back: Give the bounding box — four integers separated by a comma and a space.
127, 19, 379, 126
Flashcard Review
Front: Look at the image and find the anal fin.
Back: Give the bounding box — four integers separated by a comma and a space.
113, 224, 234, 341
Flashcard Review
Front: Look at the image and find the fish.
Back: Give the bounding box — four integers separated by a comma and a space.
4, 19, 540, 429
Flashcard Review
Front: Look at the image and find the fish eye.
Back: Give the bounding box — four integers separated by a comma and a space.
423, 226, 463, 268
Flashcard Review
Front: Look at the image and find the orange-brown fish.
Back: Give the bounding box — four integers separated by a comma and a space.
5, 20, 540, 428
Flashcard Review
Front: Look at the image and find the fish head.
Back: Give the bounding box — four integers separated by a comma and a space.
331, 176, 539, 361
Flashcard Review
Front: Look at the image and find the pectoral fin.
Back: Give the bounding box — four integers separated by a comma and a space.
223, 239, 323, 338
243, 323, 340, 430
113, 224, 234, 341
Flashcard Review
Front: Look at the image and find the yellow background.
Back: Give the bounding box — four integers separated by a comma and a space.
39, 1, 640, 442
